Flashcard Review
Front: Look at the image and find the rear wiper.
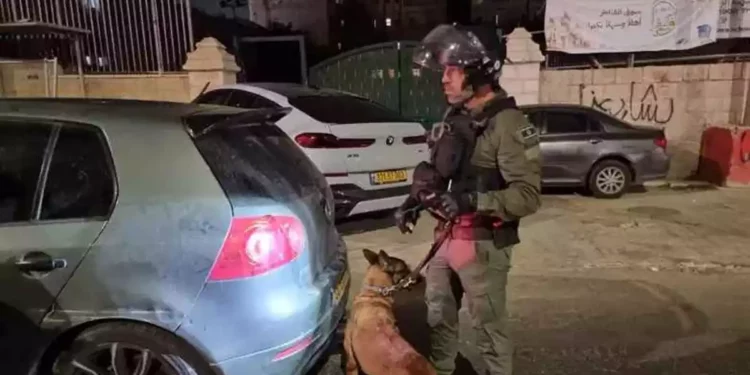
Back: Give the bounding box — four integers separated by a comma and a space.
190, 107, 292, 138
190, 81, 212, 103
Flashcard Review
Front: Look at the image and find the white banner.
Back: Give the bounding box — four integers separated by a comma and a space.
717, 0, 750, 38
545, 0, 721, 53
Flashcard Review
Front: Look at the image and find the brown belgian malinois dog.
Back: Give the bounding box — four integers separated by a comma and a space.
343, 249, 437, 375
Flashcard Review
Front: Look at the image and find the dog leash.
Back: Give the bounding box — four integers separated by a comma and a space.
372, 217, 454, 297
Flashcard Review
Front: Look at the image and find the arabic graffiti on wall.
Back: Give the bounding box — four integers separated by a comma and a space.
579, 81, 675, 125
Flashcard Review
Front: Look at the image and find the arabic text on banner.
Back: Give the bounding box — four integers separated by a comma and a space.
545, 0, 721, 53
718, 0, 750, 38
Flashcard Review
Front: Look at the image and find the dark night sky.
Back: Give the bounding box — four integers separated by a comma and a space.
192, 0, 481, 31
194, 0, 472, 24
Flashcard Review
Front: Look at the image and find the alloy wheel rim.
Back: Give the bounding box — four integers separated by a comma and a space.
54, 343, 192, 375
595, 166, 626, 195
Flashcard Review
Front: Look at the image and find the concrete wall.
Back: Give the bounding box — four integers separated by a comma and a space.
1, 38, 239, 103
0, 60, 56, 98
1, 62, 191, 102
500, 28, 545, 106
540, 63, 750, 179
501, 63, 543, 106
57, 75, 191, 102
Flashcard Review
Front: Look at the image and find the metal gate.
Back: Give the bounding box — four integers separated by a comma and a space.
0, 0, 194, 74
309, 41, 446, 125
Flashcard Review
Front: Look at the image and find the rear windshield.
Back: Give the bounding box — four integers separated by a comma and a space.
288, 95, 412, 124
190, 121, 327, 205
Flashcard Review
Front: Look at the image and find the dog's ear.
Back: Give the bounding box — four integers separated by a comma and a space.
363, 249, 379, 265
377, 250, 390, 269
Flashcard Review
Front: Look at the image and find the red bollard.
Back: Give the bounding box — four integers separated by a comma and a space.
727, 129, 750, 186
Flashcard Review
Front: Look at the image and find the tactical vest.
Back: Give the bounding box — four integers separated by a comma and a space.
430, 96, 522, 244
449, 96, 519, 195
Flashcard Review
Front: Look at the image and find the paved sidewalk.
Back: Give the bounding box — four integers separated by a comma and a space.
344, 187, 750, 275
321, 188, 750, 375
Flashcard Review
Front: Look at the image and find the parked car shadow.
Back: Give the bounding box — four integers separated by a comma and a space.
0, 258, 71, 375
336, 209, 396, 236
541, 185, 650, 197
0, 301, 43, 375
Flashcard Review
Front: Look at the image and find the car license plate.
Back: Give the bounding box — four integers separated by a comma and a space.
333, 270, 350, 303
370, 169, 408, 185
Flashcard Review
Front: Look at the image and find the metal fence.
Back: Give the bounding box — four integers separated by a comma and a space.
0, 0, 195, 74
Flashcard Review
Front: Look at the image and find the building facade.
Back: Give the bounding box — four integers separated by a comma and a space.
248, 0, 331, 46
327, 0, 447, 51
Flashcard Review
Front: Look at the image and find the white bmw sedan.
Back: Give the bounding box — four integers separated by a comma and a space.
193, 82, 430, 219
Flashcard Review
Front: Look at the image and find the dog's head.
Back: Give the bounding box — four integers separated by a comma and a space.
362, 249, 412, 286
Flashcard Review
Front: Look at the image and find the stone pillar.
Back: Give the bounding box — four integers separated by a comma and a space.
499, 28, 545, 105
182, 37, 241, 100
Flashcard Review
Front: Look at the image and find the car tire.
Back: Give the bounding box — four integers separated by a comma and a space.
49, 322, 213, 375
587, 159, 631, 199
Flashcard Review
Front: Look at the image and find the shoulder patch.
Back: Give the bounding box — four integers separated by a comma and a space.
517, 125, 538, 140
515, 124, 539, 145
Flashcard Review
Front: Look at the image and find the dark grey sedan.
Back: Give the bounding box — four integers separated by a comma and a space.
521, 104, 670, 198
0, 99, 348, 375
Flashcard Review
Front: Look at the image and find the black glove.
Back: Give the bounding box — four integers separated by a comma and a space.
425, 191, 477, 220
411, 161, 448, 198
394, 196, 421, 234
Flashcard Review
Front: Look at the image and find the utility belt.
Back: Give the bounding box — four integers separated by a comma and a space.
434, 214, 520, 245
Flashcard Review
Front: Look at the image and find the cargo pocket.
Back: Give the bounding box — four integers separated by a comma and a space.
491, 229, 515, 271
468, 291, 498, 327
492, 226, 519, 249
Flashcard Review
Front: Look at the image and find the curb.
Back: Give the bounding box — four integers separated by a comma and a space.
725, 181, 750, 188
643, 180, 716, 190
644, 180, 750, 190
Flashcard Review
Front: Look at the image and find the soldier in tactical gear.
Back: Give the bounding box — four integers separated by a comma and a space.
394, 24, 542, 375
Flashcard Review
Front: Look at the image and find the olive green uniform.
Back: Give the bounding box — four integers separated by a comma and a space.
425, 93, 542, 375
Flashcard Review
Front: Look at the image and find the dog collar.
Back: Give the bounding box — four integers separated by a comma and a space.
363, 284, 398, 297
363, 276, 420, 297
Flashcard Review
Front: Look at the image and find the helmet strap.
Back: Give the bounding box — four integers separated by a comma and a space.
452, 60, 501, 108
451, 77, 474, 108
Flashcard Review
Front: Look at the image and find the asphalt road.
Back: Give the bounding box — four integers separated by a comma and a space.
312, 187, 750, 375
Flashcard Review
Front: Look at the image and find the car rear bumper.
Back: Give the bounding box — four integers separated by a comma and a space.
331, 183, 410, 218
177, 239, 350, 375
210, 297, 348, 375
634, 150, 671, 184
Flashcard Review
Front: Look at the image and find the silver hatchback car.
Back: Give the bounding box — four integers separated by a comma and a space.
522, 104, 670, 198
0, 99, 348, 375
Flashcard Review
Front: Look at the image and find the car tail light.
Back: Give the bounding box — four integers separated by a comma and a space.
654, 135, 667, 150
403, 135, 427, 145
208, 215, 305, 281
294, 133, 375, 148
273, 334, 313, 362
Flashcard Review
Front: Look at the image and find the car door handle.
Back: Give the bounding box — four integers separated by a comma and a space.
15, 251, 67, 273
589, 138, 603, 144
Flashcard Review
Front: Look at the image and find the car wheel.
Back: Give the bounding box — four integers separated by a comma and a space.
50, 322, 213, 375
587, 159, 631, 199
